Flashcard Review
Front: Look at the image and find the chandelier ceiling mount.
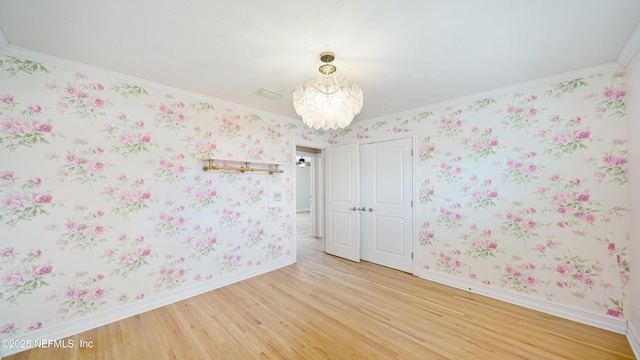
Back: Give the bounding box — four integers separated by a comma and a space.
318, 52, 336, 75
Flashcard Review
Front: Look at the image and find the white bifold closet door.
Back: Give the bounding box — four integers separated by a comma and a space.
325, 138, 413, 273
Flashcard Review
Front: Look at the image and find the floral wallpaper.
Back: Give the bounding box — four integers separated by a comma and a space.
0, 52, 630, 345
0, 55, 329, 341
328, 71, 629, 319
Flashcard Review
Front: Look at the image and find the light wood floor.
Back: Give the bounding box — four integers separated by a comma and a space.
6, 212, 635, 359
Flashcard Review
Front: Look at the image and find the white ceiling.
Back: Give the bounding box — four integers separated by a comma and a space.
1, 1, 639, 122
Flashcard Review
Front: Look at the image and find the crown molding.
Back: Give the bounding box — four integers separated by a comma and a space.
0, 35, 628, 130
0, 44, 301, 126
0, 27, 9, 52
617, 21, 640, 67
357, 61, 623, 126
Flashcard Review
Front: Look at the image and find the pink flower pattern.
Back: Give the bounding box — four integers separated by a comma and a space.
418, 135, 437, 161
183, 175, 218, 210
53, 205, 109, 251
536, 115, 599, 157
103, 234, 155, 277
0, 96, 58, 151
0, 248, 54, 304
264, 123, 284, 144
460, 126, 501, 160
219, 202, 243, 228
239, 178, 264, 205
595, 139, 627, 184
461, 224, 502, 259
150, 255, 190, 292
500, 94, 543, 130
150, 148, 187, 184
595, 72, 625, 118
239, 134, 264, 160
184, 124, 219, 159
436, 202, 465, 230
240, 218, 265, 247
0, 172, 55, 227
49, 74, 110, 119
51, 138, 109, 186
218, 246, 243, 273
497, 256, 543, 294
183, 224, 219, 260
460, 176, 501, 210
435, 154, 465, 184
436, 108, 466, 138
149, 95, 189, 132
52, 272, 110, 319
0, 58, 630, 340
418, 179, 436, 204
551, 253, 603, 299
500, 202, 548, 241
102, 113, 156, 156
433, 244, 463, 275
265, 241, 285, 261
101, 175, 154, 216
536, 175, 602, 233
152, 201, 189, 238
219, 114, 242, 139
501, 148, 542, 185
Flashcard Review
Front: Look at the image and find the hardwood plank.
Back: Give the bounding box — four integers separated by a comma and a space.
5, 212, 634, 359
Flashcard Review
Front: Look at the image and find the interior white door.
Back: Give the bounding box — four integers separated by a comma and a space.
360, 138, 413, 273
324, 143, 360, 262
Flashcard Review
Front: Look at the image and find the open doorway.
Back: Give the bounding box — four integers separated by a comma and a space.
295, 145, 323, 244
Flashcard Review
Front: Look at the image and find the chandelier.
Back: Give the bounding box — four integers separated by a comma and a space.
293, 52, 363, 130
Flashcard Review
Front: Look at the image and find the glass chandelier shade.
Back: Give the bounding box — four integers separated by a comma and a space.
293, 52, 363, 130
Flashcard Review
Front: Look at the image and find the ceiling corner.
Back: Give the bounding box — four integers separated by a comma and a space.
617, 21, 640, 67
0, 27, 9, 53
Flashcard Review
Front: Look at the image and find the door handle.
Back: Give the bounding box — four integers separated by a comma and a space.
358, 207, 366, 211
368, 208, 374, 212
349, 207, 358, 211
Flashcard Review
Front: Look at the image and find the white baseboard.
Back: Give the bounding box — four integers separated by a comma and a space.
0, 258, 294, 358
418, 269, 628, 334
628, 322, 640, 359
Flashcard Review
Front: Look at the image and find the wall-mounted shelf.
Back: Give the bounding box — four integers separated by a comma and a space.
202, 158, 284, 174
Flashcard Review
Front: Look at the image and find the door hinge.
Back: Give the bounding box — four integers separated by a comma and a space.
410, 148, 414, 156
411, 252, 414, 259
411, 200, 413, 207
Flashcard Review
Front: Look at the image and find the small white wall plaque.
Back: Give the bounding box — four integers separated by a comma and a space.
268, 187, 285, 208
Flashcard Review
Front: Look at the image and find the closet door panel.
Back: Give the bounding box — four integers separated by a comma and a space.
324, 143, 360, 262
361, 138, 413, 273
